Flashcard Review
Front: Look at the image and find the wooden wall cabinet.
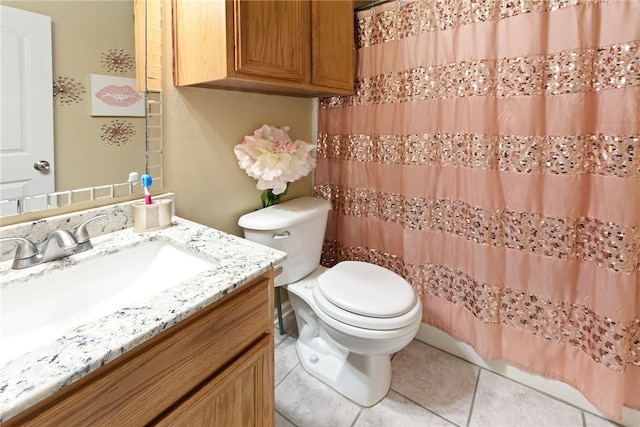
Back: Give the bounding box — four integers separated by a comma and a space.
5, 275, 275, 427
172, 0, 354, 97
134, 0, 162, 92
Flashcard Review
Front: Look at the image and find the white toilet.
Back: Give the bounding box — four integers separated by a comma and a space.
238, 196, 421, 407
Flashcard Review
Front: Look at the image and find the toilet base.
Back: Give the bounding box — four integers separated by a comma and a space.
295, 337, 392, 407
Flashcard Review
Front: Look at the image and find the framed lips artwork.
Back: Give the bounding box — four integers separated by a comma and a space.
90, 74, 145, 117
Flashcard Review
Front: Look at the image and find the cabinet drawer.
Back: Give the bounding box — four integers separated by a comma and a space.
7, 277, 272, 426
155, 335, 274, 427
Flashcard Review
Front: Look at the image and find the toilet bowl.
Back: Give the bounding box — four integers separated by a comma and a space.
288, 263, 421, 406
238, 197, 422, 407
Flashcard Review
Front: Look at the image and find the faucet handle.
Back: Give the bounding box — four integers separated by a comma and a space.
0, 237, 41, 269
74, 213, 107, 243
0, 237, 39, 258
72, 213, 107, 254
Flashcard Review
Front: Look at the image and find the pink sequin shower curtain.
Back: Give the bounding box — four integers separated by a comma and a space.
314, 0, 639, 419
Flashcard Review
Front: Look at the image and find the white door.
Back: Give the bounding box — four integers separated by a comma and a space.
0, 5, 54, 214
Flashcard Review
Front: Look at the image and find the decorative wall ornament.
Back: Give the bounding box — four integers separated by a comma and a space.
101, 119, 136, 146
90, 74, 145, 117
53, 75, 85, 106
100, 48, 135, 75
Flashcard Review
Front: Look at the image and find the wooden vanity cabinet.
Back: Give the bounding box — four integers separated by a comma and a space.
172, 0, 354, 97
4, 274, 275, 427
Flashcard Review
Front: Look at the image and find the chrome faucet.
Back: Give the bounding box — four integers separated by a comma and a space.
40, 230, 78, 263
0, 213, 107, 269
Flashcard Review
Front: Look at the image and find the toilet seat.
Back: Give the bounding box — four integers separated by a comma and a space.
313, 261, 421, 330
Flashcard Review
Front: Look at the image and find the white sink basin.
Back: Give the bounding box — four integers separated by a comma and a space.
0, 241, 216, 364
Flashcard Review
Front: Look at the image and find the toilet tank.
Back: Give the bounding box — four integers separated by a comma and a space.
238, 196, 331, 286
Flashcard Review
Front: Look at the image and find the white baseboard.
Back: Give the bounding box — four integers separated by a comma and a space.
415, 323, 639, 427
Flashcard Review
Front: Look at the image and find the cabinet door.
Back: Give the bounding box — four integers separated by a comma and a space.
235, 0, 310, 81
155, 336, 275, 427
311, 0, 354, 91
134, 0, 162, 91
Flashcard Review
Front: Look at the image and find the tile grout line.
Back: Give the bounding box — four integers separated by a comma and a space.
466, 368, 482, 427
273, 334, 300, 389
350, 408, 363, 427
389, 387, 463, 427
274, 361, 299, 389
416, 340, 619, 424
473, 365, 616, 424
275, 409, 298, 427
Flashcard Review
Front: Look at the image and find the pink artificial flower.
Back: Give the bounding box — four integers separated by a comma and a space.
234, 125, 316, 195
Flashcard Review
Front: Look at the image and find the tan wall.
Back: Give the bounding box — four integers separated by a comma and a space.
4, 1, 146, 191
2, 1, 315, 239
160, 3, 315, 236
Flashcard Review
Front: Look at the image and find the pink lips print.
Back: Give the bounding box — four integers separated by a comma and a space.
95, 85, 142, 107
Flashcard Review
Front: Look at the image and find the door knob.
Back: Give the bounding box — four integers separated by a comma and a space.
33, 160, 50, 171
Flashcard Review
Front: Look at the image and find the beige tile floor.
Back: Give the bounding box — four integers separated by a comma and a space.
273, 328, 621, 427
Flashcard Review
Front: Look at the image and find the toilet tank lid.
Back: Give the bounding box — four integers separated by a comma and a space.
238, 196, 331, 230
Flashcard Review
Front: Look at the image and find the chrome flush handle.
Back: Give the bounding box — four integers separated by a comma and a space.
272, 231, 290, 240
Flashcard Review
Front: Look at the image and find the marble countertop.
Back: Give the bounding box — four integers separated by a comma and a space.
0, 216, 287, 422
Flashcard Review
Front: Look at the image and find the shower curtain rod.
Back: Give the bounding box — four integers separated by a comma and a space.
354, 0, 403, 13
